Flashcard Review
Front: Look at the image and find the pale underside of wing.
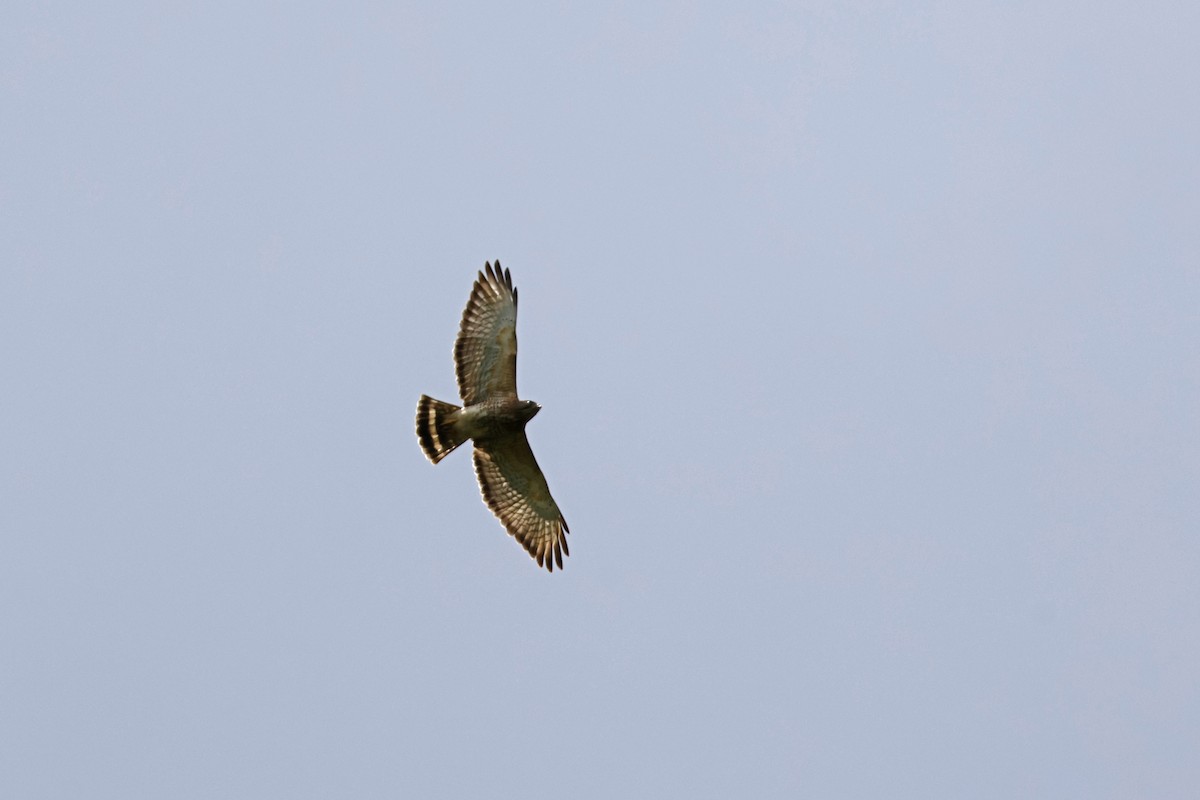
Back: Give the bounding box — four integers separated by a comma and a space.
455, 261, 518, 405
473, 435, 570, 571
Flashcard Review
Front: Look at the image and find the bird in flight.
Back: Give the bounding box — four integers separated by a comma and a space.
415, 261, 570, 571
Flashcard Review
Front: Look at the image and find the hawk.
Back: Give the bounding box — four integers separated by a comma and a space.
415, 261, 570, 571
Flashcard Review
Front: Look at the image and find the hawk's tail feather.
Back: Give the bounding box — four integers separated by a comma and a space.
416, 395, 467, 464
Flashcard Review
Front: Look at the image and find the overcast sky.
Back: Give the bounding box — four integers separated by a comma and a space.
3, 2, 1198, 798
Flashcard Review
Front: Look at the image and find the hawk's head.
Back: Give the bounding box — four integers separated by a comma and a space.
518, 400, 541, 424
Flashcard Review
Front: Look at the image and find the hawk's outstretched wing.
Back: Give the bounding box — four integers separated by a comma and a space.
473, 435, 570, 571
454, 261, 518, 405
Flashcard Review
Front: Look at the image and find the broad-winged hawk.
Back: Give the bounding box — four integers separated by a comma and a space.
415, 262, 570, 571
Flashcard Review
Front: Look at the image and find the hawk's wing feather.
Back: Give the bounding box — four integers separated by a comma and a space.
473, 435, 570, 572
454, 261, 518, 405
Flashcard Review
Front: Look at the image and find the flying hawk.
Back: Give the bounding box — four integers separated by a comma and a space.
415, 261, 570, 571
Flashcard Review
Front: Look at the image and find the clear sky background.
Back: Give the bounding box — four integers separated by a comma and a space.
3, 3, 1197, 798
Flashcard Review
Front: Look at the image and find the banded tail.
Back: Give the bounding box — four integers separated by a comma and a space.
416, 395, 468, 464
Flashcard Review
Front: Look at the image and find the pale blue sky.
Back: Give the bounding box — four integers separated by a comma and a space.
3, 2, 1198, 797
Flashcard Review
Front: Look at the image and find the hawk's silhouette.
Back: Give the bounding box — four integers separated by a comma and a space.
416, 262, 570, 571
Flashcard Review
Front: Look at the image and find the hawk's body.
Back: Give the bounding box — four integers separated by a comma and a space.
416, 262, 570, 571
